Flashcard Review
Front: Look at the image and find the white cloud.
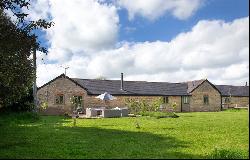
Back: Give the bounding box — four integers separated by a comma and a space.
28, 0, 119, 62
117, 0, 202, 20
23, 0, 51, 21
32, 1, 248, 87
37, 17, 249, 86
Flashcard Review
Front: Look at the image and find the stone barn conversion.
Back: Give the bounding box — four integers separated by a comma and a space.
37, 73, 249, 115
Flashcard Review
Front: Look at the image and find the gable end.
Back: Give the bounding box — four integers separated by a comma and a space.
190, 79, 222, 95
37, 74, 90, 94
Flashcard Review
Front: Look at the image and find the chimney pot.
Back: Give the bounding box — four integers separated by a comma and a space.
121, 73, 124, 90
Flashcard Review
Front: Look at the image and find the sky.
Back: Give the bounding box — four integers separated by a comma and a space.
22, 0, 249, 87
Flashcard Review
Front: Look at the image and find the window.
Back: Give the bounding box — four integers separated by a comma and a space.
45, 91, 49, 101
163, 97, 169, 104
225, 97, 230, 103
182, 96, 189, 104
203, 95, 209, 105
55, 95, 64, 104
96, 110, 102, 116
72, 96, 83, 106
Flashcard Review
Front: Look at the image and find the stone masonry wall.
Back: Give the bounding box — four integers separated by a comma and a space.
190, 81, 221, 112
38, 77, 240, 115
37, 77, 87, 115
37, 77, 183, 115
84, 95, 182, 112
222, 96, 249, 109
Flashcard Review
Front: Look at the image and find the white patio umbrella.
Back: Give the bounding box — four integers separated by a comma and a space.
95, 92, 117, 101
95, 92, 116, 109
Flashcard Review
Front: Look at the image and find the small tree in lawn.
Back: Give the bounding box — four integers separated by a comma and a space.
70, 96, 82, 126
172, 102, 177, 113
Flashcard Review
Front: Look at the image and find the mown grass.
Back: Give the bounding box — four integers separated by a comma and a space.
139, 111, 179, 118
0, 110, 248, 159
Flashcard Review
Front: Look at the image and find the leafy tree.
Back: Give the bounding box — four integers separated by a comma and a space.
0, 0, 53, 108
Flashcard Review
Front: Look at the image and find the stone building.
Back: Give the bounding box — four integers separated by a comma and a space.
216, 85, 249, 109
37, 73, 249, 115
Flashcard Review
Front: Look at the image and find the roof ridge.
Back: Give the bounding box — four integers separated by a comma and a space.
72, 78, 186, 84
216, 84, 249, 87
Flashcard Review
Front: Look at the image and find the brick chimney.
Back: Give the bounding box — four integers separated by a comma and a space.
121, 73, 124, 90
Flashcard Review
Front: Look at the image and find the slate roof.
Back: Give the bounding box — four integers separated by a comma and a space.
215, 85, 249, 97
72, 78, 189, 96
38, 74, 249, 97
186, 79, 206, 93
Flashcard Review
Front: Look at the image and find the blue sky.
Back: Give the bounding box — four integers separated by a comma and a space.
36, 0, 249, 49
25, 0, 249, 86
118, 0, 249, 42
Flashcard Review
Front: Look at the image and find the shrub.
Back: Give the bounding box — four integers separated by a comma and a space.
125, 98, 141, 114
40, 102, 48, 110
16, 112, 40, 122
139, 100, 148, 113
0, 88, 35, 112
125, 98, 164, 114
3, 101, 35, 112
171, 102, 177, 113
0, 112, 40, 124
150, 97, 164, 112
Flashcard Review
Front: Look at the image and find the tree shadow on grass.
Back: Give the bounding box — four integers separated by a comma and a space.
0, 116, 202, 159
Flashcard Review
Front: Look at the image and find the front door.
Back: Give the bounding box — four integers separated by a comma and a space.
181, 96, 190, 112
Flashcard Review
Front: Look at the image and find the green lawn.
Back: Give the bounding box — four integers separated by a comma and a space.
0, 110, 249, 159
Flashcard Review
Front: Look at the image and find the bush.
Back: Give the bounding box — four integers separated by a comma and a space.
125, 98, 164, 114
40, 102, 48, 110
125, 98, 141, 115
2, 101, 35, 112
0, 88, 35, 112
15, 112, 40, 122
0, 112, 40, 124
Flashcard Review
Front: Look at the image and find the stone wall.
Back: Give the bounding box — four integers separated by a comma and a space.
37, 77, 183, 114
38, 77, 245, 115
163, 96, 182, 112
84, 95, 182, 112
221, 96, 249, 109
37, 77, 87, 115
190, 81, 221, 112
